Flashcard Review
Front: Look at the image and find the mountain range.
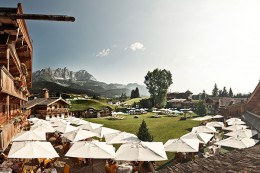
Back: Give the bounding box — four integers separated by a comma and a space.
31, 67, 149, 97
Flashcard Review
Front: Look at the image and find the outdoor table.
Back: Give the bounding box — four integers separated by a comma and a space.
50, 168, 58, 173
0, 161, 12, 168
0, 167, 12, 173
117, 164, 132, 173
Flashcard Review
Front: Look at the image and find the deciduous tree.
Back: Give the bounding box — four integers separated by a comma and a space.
144, 68, 172, 108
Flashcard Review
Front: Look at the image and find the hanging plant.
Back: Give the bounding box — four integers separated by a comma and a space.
21, 63, 28, 76
14, 77, 21, 87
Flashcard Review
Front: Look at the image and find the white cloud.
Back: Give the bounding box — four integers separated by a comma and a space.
96, 49, 110, 57
129, 42, 145, 51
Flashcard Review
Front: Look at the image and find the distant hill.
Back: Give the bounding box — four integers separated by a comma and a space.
32, 67, 149, 97
30, 81, 98, 97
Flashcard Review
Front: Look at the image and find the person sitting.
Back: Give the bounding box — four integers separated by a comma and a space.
12, 161, 20, 173
109, 160, 118, 173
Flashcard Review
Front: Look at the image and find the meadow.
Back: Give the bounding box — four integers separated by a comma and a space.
85, 112, 200, 166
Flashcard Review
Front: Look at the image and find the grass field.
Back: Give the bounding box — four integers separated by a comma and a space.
85, 112, 200, 166
70, 99, 115, 111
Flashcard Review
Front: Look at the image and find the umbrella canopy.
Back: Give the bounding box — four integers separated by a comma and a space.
65, 141, 115, 158
192, 126, 217, 133
12, 131, 46, 141
164, 138, 199, 152
32, 119, 51, 126
181, 132, 214, 144
104, 132, 140, 144
192, 115, 212, 121
55, 124, 78, 133
31, 124, 56, 133
227, 120, 246, 126
61, 129, 98, 142
223, 124, 248, 131
226, 118, 241, 122
212, 115, 224, 119
51, 119, 68, 127
78, 122, 103, 130
71, 118, 88, 125
28, 117, 40, 122
215, 137, 259, 149
8, 141, 59, 158
225, 129, 258, 138
115, 142, 167, 161
90, 127, 120, 138
206, 121, 224, 128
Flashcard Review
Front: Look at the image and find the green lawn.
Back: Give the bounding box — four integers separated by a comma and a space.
85, 112, 200, 166
70, 99, 115, 111
123, 97, 148, 105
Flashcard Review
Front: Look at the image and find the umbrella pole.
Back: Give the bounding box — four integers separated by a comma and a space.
148, 162, 156, 173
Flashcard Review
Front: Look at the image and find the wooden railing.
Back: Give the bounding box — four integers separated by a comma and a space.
0, 66, 27, 101
47, 108, 69, 113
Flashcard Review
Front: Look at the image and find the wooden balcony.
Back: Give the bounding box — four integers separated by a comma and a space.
0, 66, 27, 101
47, 108, 69, 113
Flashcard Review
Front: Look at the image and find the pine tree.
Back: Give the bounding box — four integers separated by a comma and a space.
218, 90, 223, 97
135, 87, 140, 98
222, 87, 228, 97
130, 90, 134, 99
195, 100, 207, 116
137, 120, 153, 142
201, 90, 206, 100
229, 87, 233, 97
212, 84, 218, 97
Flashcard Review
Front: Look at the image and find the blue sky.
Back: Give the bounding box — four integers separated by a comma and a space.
2, 0, 260, 94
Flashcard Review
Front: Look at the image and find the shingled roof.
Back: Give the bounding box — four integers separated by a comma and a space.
158, 144, 260, 173
242, 111, 260, 133
26, 97, 70, 109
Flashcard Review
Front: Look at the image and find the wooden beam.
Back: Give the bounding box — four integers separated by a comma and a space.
0, 14, 75, 22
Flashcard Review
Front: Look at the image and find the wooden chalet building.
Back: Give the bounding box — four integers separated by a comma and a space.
71, 106, 112, 118
205, 97, 247, 115
26, 89, 71, 119
167, 90, 194, 109
0, 4, 32, 151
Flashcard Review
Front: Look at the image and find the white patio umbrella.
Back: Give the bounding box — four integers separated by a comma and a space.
181, 132, 214, 144
164, 138, 199, 153
65, 140, 116, 158
226, 118, 241, 122
90, 127, 120, 138
61, 129, 98, 142
12, 131, 46, 141
212, 115, 224, 119
51, 119, 68, 127
78, 122, 103, 130
104, 132, 140, 144
225, 129, 258, 138
28, 117, 40, 122
31, 124, 56, 133
64, 116, 77, 123
223, 124, 248, 131
71, 118, 88, 125
227, 120, 246, 126
55, 124, 78, 133
215, 137, 259, 149
115, 141, 167, 161
33, 119, 51, 126
206, 121, 224, 128
192, 115, 212, 121
192, 126, 217, 133
8, 141, 59, 158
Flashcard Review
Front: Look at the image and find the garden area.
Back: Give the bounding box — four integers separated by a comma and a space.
84, 112, 200, 166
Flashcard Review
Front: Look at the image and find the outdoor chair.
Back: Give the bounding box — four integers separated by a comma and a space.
63, 164, 70, 173
105, 164, 112, 173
